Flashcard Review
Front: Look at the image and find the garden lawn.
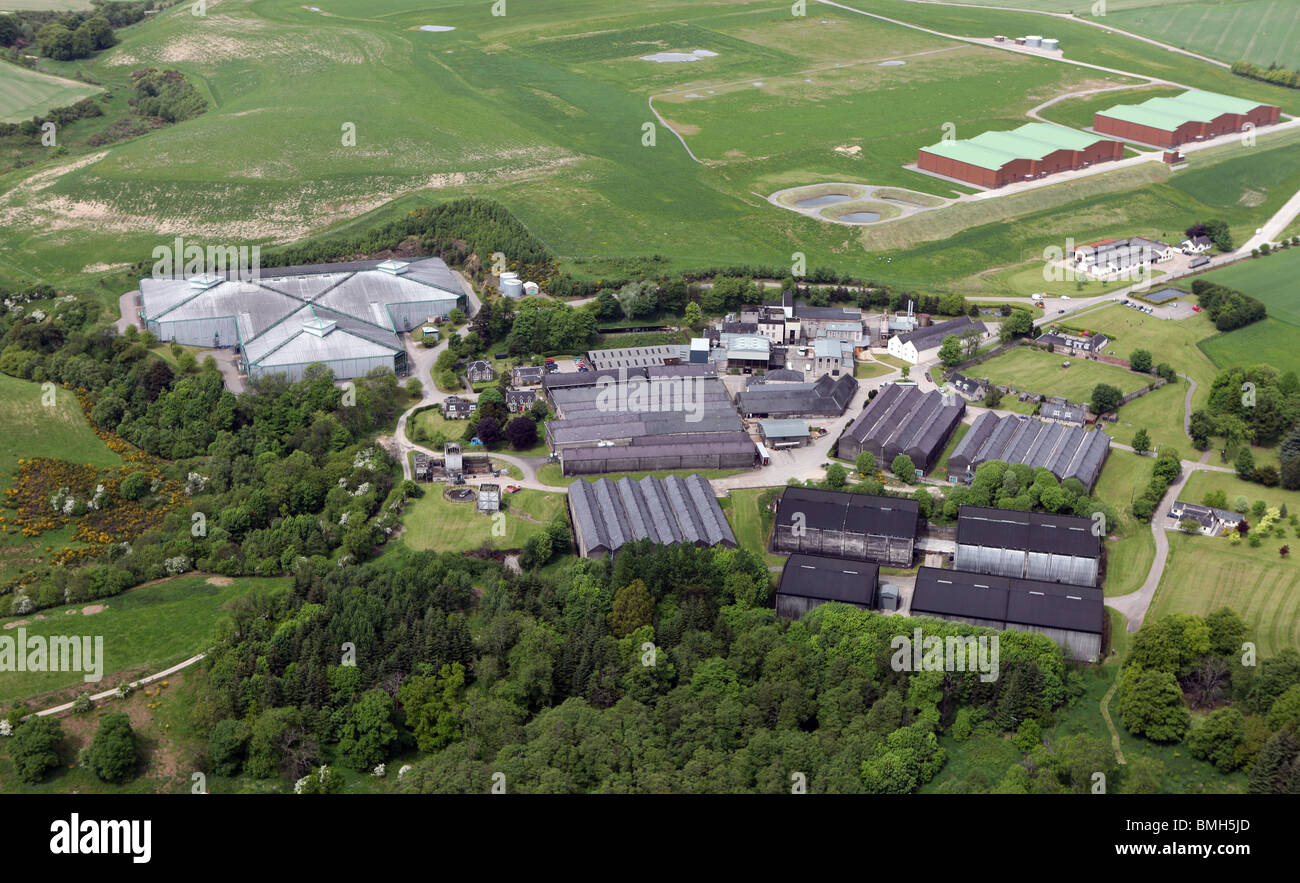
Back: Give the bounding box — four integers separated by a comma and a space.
401, 487, 563, 553
976, 346, 1145, 403
720, 487, 785, 569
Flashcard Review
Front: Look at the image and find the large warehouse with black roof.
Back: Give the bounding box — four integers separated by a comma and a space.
776, 554, 879, 619
946, 412, 1111, 490
838, 383, 966, 472
954, 506, 1102, 587
910, 566, 1103, 662
772, 487, 919, 567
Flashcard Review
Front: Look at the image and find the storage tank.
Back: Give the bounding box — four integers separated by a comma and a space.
1025, 35, 1042, 48
500, 273, 523, 298
917, 313, 932, 327
878, 584, 900, 612
1042, 38, 1059, 51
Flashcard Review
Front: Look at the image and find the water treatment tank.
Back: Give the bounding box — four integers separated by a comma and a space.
1025, 35, 1042, 48
1042, 38, 1059, 51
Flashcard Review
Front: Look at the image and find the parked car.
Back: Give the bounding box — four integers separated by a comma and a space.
1192, 305, 1201, 312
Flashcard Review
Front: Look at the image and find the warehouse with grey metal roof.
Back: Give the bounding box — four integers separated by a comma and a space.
838, 383, 966, 471
946, 412, 1111, 490
567, 474, 737, 557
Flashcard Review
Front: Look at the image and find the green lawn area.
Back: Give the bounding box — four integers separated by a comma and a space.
873, 353, 912, 371
1109, 379, 1189, 455
931, 422, 969, 478
719, 487, 785, 569
536, 463, 748, 487
401, 487, 564, 553
976, 346, 1145, 403
854, 360, 895, 380
1095, 450, 1157, 598
1063, 303, 1220, 412
977, 260, 1165, 298
1182, 469, 1300, 519
0, 573, 290, 706
1200, 318, 1300, 378
1151, 530, 1300, 657
0, 373, 121, 480
0, 62, 102, 123
1200, 248, 1300, 327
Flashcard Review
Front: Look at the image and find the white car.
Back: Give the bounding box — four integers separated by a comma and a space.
1060, 295, 1071, 301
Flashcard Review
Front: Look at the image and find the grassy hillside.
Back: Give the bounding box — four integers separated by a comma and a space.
0, 573, 290, 705
0, 63, 102, 123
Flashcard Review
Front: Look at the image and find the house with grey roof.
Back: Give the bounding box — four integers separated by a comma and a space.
567, 474, 737, 557
466, 360, 495, 383
511, 365, 544, 386
443, 396, 474, 419
139, 257, 462, 383
505, 388, 537, 412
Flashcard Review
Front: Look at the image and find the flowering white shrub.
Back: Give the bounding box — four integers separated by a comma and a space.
398, 764, 412, 778
0, 720, 12, 737
353, 448, 376, 469
373, 764, 386, 777
13, 594, 34, 615
184, 472, 209, 496
164, 556, 191, 576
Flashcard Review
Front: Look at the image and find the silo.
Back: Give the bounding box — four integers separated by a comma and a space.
500, 273, 523, 298
1025, 35, 1042, 48
445, 442, 463, 473
1042, 38, 1059, 51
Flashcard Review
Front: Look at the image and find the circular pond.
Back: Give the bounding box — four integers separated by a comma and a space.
795, 193, 851, 208
835, 211, 882, 223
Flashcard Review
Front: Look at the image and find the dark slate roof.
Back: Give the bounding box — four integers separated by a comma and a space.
567, 474, 737, 554
778, 554, 879, 605
1035, 331, 1109, 353
756, 368, 805, 383
946, 412, 1110, 488
950, 372, 987, 396
775, 487, 920, 539
843, 383, 965, 465
543, 368, 641, 390
506, 389, 537, 407
512, 365, 544, 379
956, 506, 1101, 558
795, 303, 862, 321
911, 567, 1103, 634
722, 321, 759, 334
738, 372, 857, 416
896, 316, 985, 352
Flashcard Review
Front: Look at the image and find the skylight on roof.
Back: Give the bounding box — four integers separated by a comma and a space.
376, 260, 409, 275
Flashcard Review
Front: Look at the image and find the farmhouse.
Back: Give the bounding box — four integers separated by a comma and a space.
917, 122, 1124, 189
887, 315, 987, 364
511, 365, 544, 386
1040, 398, 1088, 426
139, 257, 463, 382
946, 412, 1111, 490
442, 396, 474, 419
954, 505, 1102, 587
777, 554, 880, 619
771, 487, 920, 567
838, 383, 966, 472
1035, 330, 1109, 354
505, 388, 537, 412
466, 360, 495, 383
737, 372, 857, 419
1094, 89, 1281, 148
910, 567, 1103, 662
567, 473, 736, 557
949, 372, 988, 401
1169, 500, 1243, 536
1181, 235, 1213, 254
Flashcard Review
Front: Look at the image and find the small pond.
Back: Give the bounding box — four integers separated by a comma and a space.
795, 193, 852, 208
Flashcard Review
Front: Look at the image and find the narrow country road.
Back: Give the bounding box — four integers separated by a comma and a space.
32, 654, 206, 719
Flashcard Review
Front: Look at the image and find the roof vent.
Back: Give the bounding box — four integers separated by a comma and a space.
376, 259, 409, 275
302, 315, 337, 337
188, 274, 221, 290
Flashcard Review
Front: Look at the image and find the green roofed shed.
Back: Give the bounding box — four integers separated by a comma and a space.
920, 122, 1106, 171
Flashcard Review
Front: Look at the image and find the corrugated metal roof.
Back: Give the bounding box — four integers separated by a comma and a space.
758, 419, 809, 438
912, 566, 1102, 634
779, 554, 879, 604
1098, 89, 1265, 130
568, 473, 737, 554
957, 506, 1100, 558
920, 122, 1111, 171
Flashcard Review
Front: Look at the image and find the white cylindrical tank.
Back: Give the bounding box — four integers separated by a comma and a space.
502, 278, 524, 298
1043, 38, 1059, 51
1025, 35, 1042, 48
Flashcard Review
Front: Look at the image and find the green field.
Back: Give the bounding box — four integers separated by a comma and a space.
0, 62, 103, 123
1095, 450, 1157, 598
400, 487, 564, 553
0, 373, 121, 480
1199, 247, 1300, 325
4, 0, 1300, 300
976, 345, 1145, 402
1200, 317, 1300, 377
1152, 529, 1300, 656
0, 574, 289, 705
1106, 0, 1300, 68
719, 487, 785, 569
